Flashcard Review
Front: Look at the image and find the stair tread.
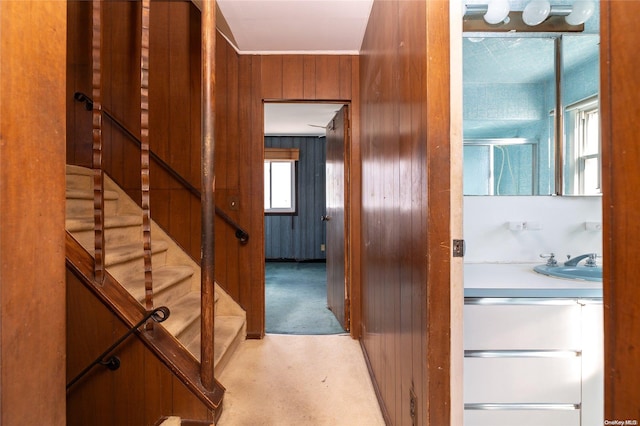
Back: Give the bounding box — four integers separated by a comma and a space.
163, 292, 202, 336
66, 164, 94, 176
104, 240, 169, 266
125, 265, 195, 302
66, 215, 143, 232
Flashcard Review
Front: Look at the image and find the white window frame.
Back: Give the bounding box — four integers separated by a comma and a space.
264, 148, 299, 214
565, 96, 600, 195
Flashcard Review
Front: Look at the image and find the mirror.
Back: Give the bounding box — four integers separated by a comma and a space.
463, 36, 557, 195
561, 34, 600, 195
463, 33, 600, 196
464, 138, 538, 195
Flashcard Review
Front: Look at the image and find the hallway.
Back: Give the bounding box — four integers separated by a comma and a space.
216, 334, 385, 425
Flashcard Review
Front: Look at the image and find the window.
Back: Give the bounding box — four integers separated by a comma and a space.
565, 96, 600, 195
264, 148, 299, 214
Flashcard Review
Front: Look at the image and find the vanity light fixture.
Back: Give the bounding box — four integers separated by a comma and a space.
464, 0, 511, 24
564, 0, 596, 25
484, 0, 510, 24
463, 0, 596, 31
522, 0, 551, 26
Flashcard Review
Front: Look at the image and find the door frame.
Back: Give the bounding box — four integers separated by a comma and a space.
262, 100, 359, 338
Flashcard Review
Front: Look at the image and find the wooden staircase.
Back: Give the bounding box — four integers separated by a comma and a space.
65, 164, 246, 375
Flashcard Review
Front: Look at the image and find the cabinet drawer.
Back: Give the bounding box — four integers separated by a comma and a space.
464, 303, 582, 350
465, 357, 582, 403
464, 409, 580, 426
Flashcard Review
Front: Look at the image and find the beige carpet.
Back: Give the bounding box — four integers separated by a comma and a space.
216, 334, 385, 426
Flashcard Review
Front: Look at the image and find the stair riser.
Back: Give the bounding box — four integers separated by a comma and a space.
71, 226, 143, 251
66, 198, 118, 218
66, 174, 92, 191
176, 318, 200, 349
152, 277, 194, 309
106, 250, 168, 284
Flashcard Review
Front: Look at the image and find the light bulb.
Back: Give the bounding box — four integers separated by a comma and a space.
565, 0, 596, 25
522, 0, 551, 26
484, 0, 510, 24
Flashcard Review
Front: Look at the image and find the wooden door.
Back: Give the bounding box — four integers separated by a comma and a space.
325, 105, 349, 331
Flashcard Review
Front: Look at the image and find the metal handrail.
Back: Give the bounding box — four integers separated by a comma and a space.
66, 306, 170, 390
73, 92, 249, 244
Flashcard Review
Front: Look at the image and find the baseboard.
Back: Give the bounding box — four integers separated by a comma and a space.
265, 258, 326, 263
246, 331, 264, 339
359, 333, 392, 426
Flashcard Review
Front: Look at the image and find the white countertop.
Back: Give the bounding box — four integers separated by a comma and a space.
464, 263, 603, 298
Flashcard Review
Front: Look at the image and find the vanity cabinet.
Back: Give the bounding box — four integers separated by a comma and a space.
464, 298, 603, 426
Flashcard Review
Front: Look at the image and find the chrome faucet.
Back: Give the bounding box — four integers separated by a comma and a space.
540, 253, 558, 266
564, 253, 598, 267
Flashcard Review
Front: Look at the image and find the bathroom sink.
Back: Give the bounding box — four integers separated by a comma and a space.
533, 264, 602, 282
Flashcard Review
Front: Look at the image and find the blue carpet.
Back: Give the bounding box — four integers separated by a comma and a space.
265, 262, 345, 335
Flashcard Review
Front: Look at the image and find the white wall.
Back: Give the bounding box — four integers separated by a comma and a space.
464, 196, 602, 263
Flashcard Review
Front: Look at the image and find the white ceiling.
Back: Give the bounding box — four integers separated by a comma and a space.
264, 103, 344, 136
216, 0, 374, 54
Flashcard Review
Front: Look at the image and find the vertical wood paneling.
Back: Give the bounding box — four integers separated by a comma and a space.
283, 56, 305, 99
261, 56, 283, 99
189, 4, 202, 185
67, 0, 93, 167
359, 0, 451, 424
65, 269, 214, 424
601, 1, 640, 421
169, 4, 192, 187
249, 55, 266, 335
0, 2, 67, 423
150, 1, 170, 161
316, 56, 342, 99
303, 56, 317, 99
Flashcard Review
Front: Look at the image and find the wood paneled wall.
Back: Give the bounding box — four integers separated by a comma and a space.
216, 44, 360, 336
601, 1, 640, 421
359, 0, 452, 425
67, 1, 203, 260
66, 269, 214, 425
265, 136, 327, 261
0, 2, 67, 424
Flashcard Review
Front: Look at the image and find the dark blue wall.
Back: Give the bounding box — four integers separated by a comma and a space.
265, 136, 326, 260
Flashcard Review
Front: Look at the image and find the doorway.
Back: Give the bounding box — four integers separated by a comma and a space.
263, 102, 350, 335
460, 10, 603, 426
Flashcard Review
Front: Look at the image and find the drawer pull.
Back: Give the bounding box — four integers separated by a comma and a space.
465, 297, 582, 305
465, 349, 581, 358
465, 403, 580, 411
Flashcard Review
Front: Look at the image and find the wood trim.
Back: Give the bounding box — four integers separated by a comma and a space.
0, 2, 67, 423
264, 147, 300, 161
426, 1, 453, 424
600, 0, 640, 420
